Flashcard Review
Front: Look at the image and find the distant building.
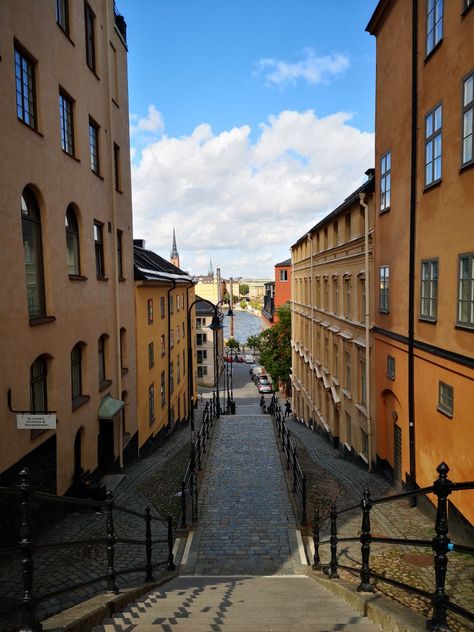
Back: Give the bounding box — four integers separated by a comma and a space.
262, 282, 275, 326
170, 228, 180, 269
291, 171, 375, 467
195, 267, 223, 304
240, 279, 272, 301
134, 241, 195, 450
262, 259, 291, 326
367, 0, 473, 533
0, 0, 136, 494
195, 297, 224, 388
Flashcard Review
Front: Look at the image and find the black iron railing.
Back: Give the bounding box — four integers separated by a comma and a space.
180, 397, 216, 528
0, 468, 176, 632
312, 462, 474, 631
273, 399, 307, 525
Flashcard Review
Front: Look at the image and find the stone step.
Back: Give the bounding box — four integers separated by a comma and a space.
91, 575, 382, 631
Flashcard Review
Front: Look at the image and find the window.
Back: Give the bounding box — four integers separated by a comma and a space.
333, 343, 338, 379
361, 429, 369, 458
359, 359, 367, 408
333, 278, 339, 314
148, 342, 154, 369
196, 317, 203, 330
169, 294, 174, 315
438, 382, 453, 416
31, 356, 47, 413
59, 91, 74, 156
21, 188, 45, 319
98, 334, 107, 385
177, 357, 180, 384
89, 119, 100, 174
197, 366, 208, 378
84, 2, 96, 71
379, 266, 389, 313
71, 344, 83, 400
176, 325, 180, 343
147, 299, 153, 323
426, 0, 443, 55
197, 333, 207, 345
324, 279, 329, 310
380, 151, 391, 211
420, 259, 438, 320
65, 206, 80, 276
117, 230, 124, 279
161, 371, 165, 406
333, 221, 338, 246
344, 278, 351, 319
56, 0, 69, 33
425, 104, 442, 186
458, 254, 474, 327
120, 328, 127, 372
387, 355, 395, 380
280, 269, 288, 281
15, 45, 37, 129
176, 295, 180, 312
462, 73, 473, 166
161, 334, 165, 356
182, 322, 185, 339
345, 214, 351, 241
359, 277, 366, 322
149, 384, 155, 425
183, 349, 186, 375
197, 350, 208, 363
92, 222, 104, 278
170, 363, 174, 393
345, 412, 352, 445
170, 330, 174, 348
160, 296, 165, 318
113, 143, 121, 191
344, 350, 351, 391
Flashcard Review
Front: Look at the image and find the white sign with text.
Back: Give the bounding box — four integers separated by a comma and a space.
17, 414, 57, 430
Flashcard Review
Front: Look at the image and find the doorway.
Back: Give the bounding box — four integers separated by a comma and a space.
98, 420, 114, 471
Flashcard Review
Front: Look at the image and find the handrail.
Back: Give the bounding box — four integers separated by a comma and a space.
311, 461, 474, 631
0, 468, 177, 632
272, 397, 307, 525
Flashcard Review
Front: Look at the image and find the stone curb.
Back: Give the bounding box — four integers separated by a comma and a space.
308, 570, 426, 632
41, 571, 178, 632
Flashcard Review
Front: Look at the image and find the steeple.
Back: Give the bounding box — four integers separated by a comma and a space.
208, 256, 214, 277
170, 227, 180, 268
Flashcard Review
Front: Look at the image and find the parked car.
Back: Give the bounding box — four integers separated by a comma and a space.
235, 355, 244, 363
225, 355, 233, 363
258, 382, 273, 394
257, 376, 270, 386
244, 355, 254, 364
250, 365, 263, 379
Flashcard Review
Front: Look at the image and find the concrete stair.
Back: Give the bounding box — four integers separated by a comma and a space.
91, 575, 382, 631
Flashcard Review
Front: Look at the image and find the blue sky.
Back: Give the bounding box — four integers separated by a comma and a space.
118, 0, 378, 278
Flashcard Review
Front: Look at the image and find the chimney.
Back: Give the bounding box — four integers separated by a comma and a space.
133, 239, 146, 248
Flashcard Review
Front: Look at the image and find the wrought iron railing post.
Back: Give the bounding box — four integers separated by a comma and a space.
145, 507, 154, 582
357, 488, 374, 592
18, 467, 41, 632
427, 462, 452, 632
301, 475, 307, 525
286, 433, 291, 470
105, 490, 118, 594
180, 480, 187, 529
167, 515, 176, 571
329, 503, 339, 579
312, 508, 321, 570
192, 471, 198, 522
292, 447, 297, 492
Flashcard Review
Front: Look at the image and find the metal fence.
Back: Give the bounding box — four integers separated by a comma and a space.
0, 468, 175, 632
312, 462, 474, 631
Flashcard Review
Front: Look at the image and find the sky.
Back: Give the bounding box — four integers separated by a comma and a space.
117, 0, 378, 279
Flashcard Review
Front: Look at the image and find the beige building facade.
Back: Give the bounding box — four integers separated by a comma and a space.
291, 172, 376, 467
0, 0, 137, 494
195, 298, 224, 389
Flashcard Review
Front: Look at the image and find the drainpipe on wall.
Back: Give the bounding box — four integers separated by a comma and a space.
167, 280, 177, 430
359, 192, 373, 472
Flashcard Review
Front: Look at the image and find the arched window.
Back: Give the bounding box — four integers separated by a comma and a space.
30, 356, 47, 412
21, 187, 45, 318
98, 334, 109, 386
65, 206, 80, 275
71, 343, 83, 400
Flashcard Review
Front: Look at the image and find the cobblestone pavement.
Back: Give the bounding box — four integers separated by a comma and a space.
0, 403, 208, 631
183, 408, 306, 576
283, 413, 474, 631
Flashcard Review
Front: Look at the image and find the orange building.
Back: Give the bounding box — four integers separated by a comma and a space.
367, 0, 474, 534
262, 258, 292, 326
134, 242, 196, 451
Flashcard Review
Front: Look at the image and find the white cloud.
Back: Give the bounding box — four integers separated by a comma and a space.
254, 47, 350, 89
131, 109, 373, 277
130, 105, 165, 136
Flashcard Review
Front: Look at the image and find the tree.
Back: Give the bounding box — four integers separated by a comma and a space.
239, 300, 248, 310
226, 337, 239, 350
239, 283, 249, 296
246, 335, 260, 354
251, 304, 291, 388
222, 291, 230, 303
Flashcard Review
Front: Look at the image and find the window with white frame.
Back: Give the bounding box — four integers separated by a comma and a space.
344, 277, 351, 319
458, 254, 474, 327
438, 381, 453, 416
379, 266, 389, 312
15, 46, 37, 130
380, 151, 391, 211
425, 104, 442, 186
280, 269, 288, 281
426, 0, 443, 55
462, 72, 473, 166
59, 90, 74, 155
344, 350, 351, 391
420, 259, 438, 320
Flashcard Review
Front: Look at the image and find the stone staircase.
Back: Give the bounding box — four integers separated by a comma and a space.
91, 575, 382, 631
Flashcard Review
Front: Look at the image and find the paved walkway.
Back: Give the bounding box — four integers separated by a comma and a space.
183, 405, 305, 576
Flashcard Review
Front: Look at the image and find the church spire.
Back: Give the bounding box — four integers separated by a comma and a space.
170, 227, 180, 268
208, 256, 214, 277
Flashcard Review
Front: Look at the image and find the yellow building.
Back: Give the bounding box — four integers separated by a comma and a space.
0, 0, 136, 494
195, 297, 225, 388
134, 241, 196, 450
291, 172, 375, 467
367, 0, 474, 532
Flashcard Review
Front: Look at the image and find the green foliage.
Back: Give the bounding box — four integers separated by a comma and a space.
239, 283, 249, 296
239, 300, 248, 309
226, 337, 240, 349
246, 335, 260, 353
223, 291, 230, 303
252, 304, 291, 387
249, 300, 260, 310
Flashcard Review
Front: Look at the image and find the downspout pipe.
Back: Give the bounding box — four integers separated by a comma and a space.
408, 0, 418, 501
359, 192, 373, 472
167, 280, 177, 431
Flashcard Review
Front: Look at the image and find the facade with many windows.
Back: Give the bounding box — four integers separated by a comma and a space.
290, 172, 375, 466
0, 0, 136, 495
367, 0, 473, 531
195, 298, 224, 388
134, 242, 196, 450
